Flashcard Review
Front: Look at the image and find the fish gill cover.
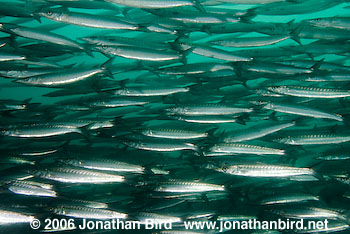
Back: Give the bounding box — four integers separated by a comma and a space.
0, 0, 350, 233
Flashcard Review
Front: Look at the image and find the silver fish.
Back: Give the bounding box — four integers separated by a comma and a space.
155, 180, 225, 193
207, 143, 285, 155
267, 86, 350, 98
215, 164, 314, 177
54, 206, 127, 219
37, 167, 125, 183
276, 134, 350, 145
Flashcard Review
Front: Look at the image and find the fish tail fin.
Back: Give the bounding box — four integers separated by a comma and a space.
289, 22, 304, 45
83, 46, 94, 57
206, 127, 219, 137
240, 10, 256, 23
78, 123, 94, 143
193, 0, 205, 12
310, 58, 325, 71
236, 114, 248, 125
101, 57, 115, 78
243, 7, 257, 21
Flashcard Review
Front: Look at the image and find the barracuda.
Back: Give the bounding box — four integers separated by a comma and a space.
136, 212, 182, 224
262, 102, 343, 121
0, 123, 83, 138
15, 67, 106, 87
87, 98, 149, 108
0, 52, 26, 62
123, 140, 198, 152
38, 8, 138, 30
0, 210, 35, 224
142, 128, 208, 139
206, 143, 285, 155
272, 206, 345, 220
58, 199, 108, 209
8, 181, 57, 197
210, 35, 290, 48
276, 134, 350, 145
114, 87, 189, 97
95, 45, 181, 61
260, 193, 319, 205
155, 180, 225, 193
166, 104, 252, 116
63, 158, 145, 173
216, 164, 314, 177
306, 17, 350, 30
54, 206, 127, 219
36, 167, 125, 183
267, 86, 350, 98
176, 43, 252, 62
224, 122, 294, 142
0, 23, 89, 53
105, 0, 196, 9
169, 115, 239, 124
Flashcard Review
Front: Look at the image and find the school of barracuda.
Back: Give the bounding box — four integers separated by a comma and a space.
1, 0, 350, 233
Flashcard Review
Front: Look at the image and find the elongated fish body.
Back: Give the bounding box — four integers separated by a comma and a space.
224, 122, 294, 142
260, 193, 319, 205
82, 36, 172, 50
37, 168, 125, 183
39, 9, 138, 30
123, 141, 198, 152
306, 17, 350, 30
207, 143, 285, 155
276, 134, 350, 145
168, 13, 238, 25
54, 206, 127, 219
0, 68, 57, 79
15, 67, 104, 87
157, 63, 234, 75
1, 124, 82, 138
58, 199, 108, 209
211, 35, 289, 48
106, 0, 195, 9
263, 102, 343, 121
252, 0, 340, 16
167, 105, 252, 116
190, 45, 252, 62
8, 181, 57, 197
155, 180, 225, 193
0, 23, 86, 51
0, 210, 35, 224
267, 86, 350, 98
52, 119, 113, 130
64, 159, 144, 173
273, 207, 343, 220
95, 45, 180, 61
0, 52, 26, 62
170, 115, 238, 124
142, 128, 208, 139
316, 155, 350, 161
0, 156, 35, 165
114, 87, 189, 96
88, 99, 149, 108
305, 74, 350, 82
244, 62, 313, 75
217, 165, 314, 177
136, 212, 182, 224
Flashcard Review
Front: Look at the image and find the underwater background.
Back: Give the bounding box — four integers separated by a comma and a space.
1, 0, 350, 233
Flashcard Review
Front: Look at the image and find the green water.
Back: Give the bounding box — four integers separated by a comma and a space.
1, 0, 350, 233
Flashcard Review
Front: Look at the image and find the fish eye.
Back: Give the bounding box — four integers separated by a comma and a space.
102, 45, 108, 49
47, 11, 53, 16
